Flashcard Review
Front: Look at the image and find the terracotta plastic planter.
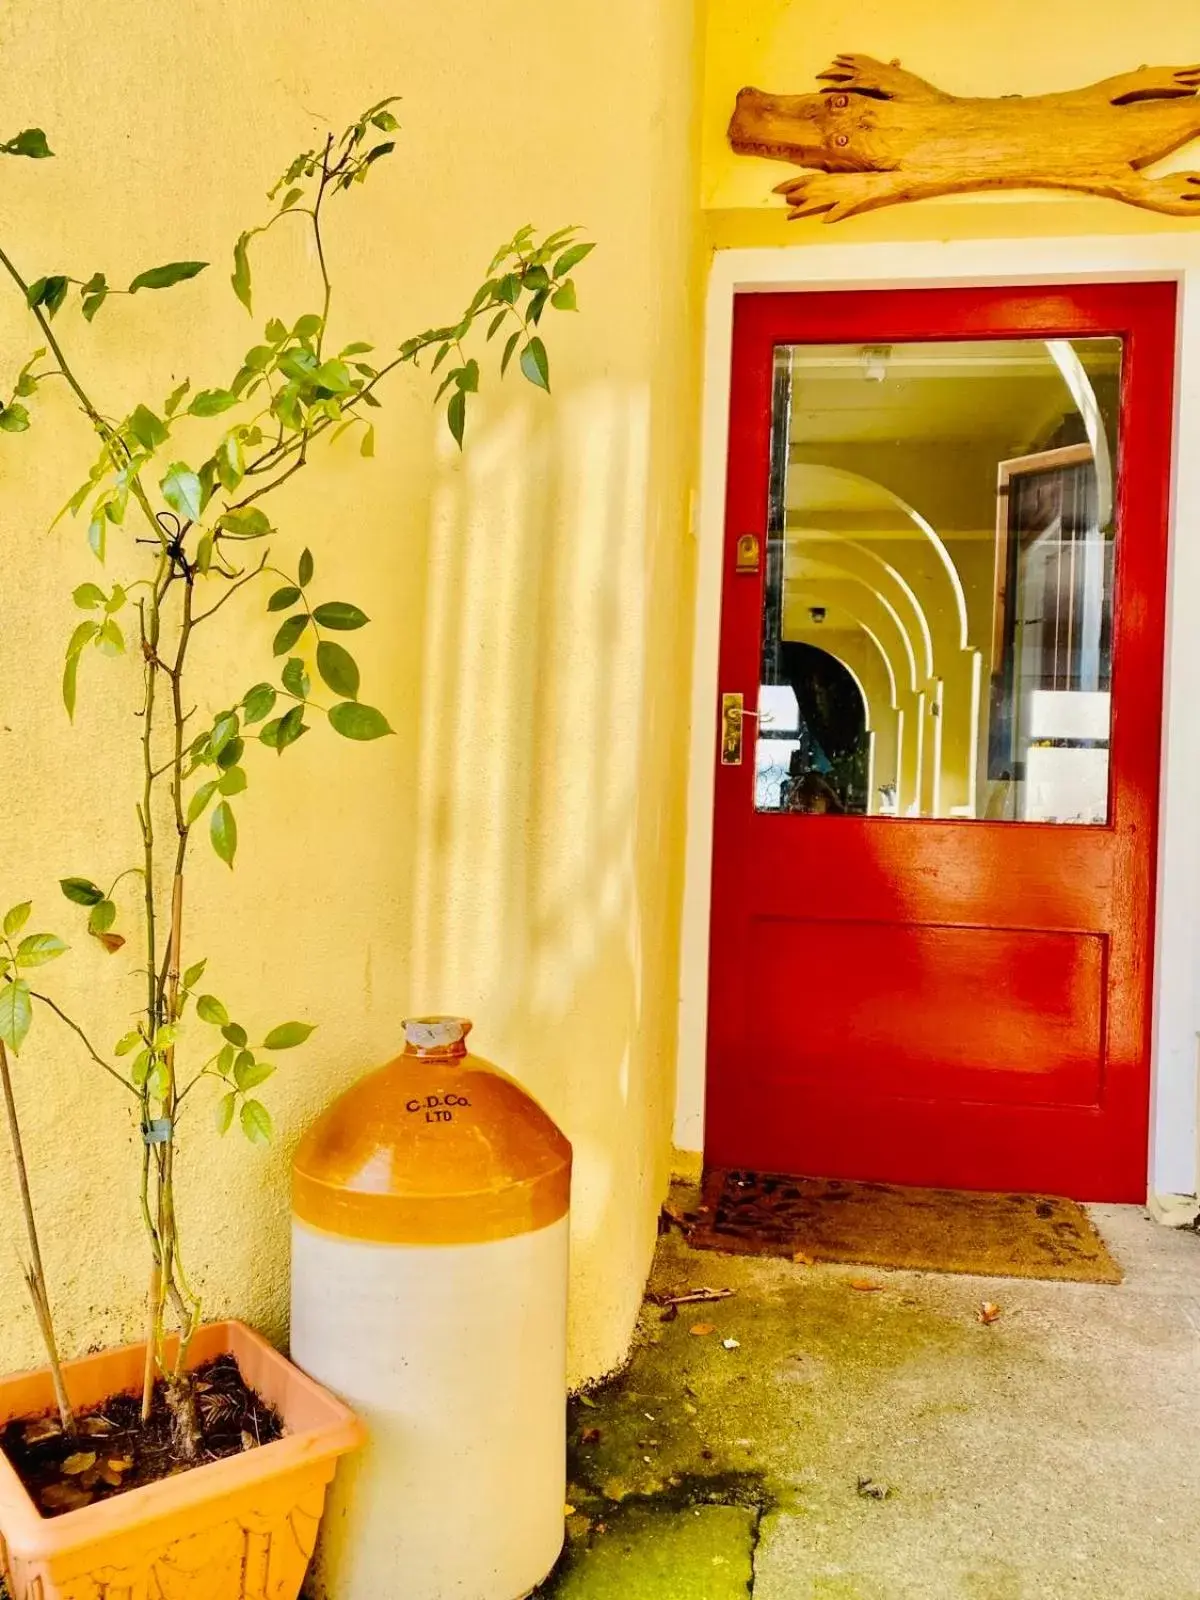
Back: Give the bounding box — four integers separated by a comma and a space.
0, 1320, 364, 1600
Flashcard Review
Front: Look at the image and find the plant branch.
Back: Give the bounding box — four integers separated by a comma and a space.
29, 992, 138, 1097
0, 1039, 75, 1432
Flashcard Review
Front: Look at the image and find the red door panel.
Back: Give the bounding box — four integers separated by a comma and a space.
705, 283, 1176, 1202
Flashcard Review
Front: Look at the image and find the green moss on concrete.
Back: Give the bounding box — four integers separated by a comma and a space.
537, 1201, 1021, 1598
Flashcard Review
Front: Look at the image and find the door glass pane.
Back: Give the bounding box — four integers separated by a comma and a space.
754, 337, 1122, 824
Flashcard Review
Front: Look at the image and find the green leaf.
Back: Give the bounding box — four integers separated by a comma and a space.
73, 583, 106, 610
278, 186, 303, 210
314, 360, 352, 394
232, 233, 253, 312
160, 462, 203, 522
520, 338, 550, 392
81, 282, 108, 322
62, 623, 97, 717
272, 614, 309, 656
298, 548, 314, 587
554, 241, 595, 276
87, 899, 116, 934
268, 586, 301, 612
216, 432, 245, 494
242, 683, 277, 724
26, 276, 68, 318
186, 779, 220, 824
329, 701, 392, 740
551, 279, 577, 312
15, 933, 67, 968
316, 640, 360, 699
188, 388, 239, 417
240, 1098, 273, 1145
215, 1091, 237, 1135
97, 618, 124, 656
60, 877, 103, 906
235, 1056, 276, 1091
501, 330, 521, 377
182, 958, 207, 989
487, 309, 508, 340
265, 317, 287, 344
128, 404, 168, 452
87, 515, 106, 562
447, 389, 466, 448
312, 601, 368, 631
219, 765, 247, 795
0, 403, 31, 433
217, 505, 271, 539
523, 265, 551, 293
222, 1022, 249, 1048
273, 705, 307, 752
210, 711, 240, 758
282, 656, 310, 699
129, 260, 208, 293
263, 1020, 315, 1051
114, 1029, 143, 1056
216, 1041, 236, 1076
3, 902, 31, 937
164, 379, 191, 417
3, 128, 52, 159
196, 994, 229, 1026
360, 423, 375, 458
210, 800, 237, 867
0, 980, 32, 1054
293, 313, 323, 341
130, 1048, 152, 1088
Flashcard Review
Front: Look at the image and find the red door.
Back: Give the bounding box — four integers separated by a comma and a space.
705, 284, 1176, 1202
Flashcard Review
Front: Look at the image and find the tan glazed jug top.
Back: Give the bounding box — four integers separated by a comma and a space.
292, 1017, 572, 1246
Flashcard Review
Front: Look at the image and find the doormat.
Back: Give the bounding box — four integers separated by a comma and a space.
688, 1168, 1123, 1284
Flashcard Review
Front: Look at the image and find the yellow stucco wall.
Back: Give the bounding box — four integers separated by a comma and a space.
0, 0, 703, 1386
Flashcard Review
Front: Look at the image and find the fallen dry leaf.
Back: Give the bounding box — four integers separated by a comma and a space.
40, 1481, 92, 1511
722, 1338, 741, 1350
22, 1418, 62, 1445
240, 1431, 256, 1453
80, 1416, 117, 1437
564, 1503, 576, 1517
792, 1250, 815, 1266
856, 1476, 892, 1501
849, 1280, 884, 1293
61, 1452, 97, 1476
977, 1301, 1003, 1325
106, 1456, 133, 1473
689, 1322, 715, 1337
580, 1428, 601, 1446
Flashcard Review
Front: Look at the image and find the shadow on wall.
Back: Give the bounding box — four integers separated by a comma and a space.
408, 382, 686, 1380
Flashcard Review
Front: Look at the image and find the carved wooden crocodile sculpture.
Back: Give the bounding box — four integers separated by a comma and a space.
728, 55, 1200, 221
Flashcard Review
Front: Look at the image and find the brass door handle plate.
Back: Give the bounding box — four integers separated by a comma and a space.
721, 692, 744, 765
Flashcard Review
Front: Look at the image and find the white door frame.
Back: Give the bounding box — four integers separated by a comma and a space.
675, 234, 1200, 1210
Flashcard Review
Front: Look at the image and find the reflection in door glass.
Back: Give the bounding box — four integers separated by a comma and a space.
754, 338, 1122, 824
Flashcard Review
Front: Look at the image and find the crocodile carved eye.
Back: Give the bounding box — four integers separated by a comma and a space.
835, 134, 850, 147
833, 95, 849, 108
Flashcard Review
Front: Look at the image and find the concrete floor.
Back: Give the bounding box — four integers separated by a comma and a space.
537, 1188, 1200, 1600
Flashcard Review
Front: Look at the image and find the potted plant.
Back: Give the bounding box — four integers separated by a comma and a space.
0, 98, 591, 1600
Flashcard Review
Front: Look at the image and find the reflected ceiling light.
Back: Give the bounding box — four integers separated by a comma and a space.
861, 345, 891, 382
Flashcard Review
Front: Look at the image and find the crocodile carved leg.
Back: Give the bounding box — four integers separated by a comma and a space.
815, 53, 950, 103
773, 170, 913, 222
1103, 63, 1200, 104
775, 163, 1200, 222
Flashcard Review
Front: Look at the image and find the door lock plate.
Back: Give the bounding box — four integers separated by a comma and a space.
721, 692, 744, 766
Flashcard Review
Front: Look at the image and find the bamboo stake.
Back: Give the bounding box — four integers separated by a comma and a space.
0, 1039, 74, 1432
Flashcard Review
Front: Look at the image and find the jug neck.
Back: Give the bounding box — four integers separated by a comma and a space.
401, 1015, 471, 1061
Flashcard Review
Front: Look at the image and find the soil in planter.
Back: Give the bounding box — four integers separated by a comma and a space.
3, 1354, 284, 1517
